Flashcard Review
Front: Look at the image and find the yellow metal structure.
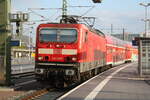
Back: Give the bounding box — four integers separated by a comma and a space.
0, 0, 11, 85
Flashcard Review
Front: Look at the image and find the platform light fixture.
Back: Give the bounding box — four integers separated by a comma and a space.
139, 3, 150, 37
92, 0, 102, 3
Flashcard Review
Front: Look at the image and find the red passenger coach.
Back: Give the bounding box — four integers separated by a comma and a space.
106, 36, 134, 66
124, 43, 133, 62
35, 23, 106, 87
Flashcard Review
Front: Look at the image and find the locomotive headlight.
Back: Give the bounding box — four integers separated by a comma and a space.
35, 68, 44, 74
72, 57, 77, 61
38, 56, 43, 60
65, 69, 75, 76
56, 44, 60, 48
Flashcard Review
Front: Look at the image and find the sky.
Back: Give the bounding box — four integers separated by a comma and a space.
11, 0, 150, 42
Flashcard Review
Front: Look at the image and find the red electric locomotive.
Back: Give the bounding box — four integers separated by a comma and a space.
35, 23, 106, 87
35, 18, 138, 88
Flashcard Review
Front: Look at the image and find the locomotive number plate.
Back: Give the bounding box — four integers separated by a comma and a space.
52, 57, 63, 60
54, 49, 62, 54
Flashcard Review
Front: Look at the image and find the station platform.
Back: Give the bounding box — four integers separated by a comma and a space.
57, 63, 150, 100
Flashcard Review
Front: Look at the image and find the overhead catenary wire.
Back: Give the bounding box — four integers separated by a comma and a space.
28, 9, 50, 21
68, 5, 94, 8
27, 4, 95, 22
67, 5, 95, 17
81, 6, 95, 17
28, 8, 62, 22
28, 8, 62, 10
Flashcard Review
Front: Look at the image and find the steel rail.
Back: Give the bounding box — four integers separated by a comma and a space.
19, 88, 55, 100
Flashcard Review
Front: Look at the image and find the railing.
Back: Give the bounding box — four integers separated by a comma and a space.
11, 57, 35, 77
11, 57, 35, 65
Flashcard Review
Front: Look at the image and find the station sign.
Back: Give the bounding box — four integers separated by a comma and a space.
132, 40, 138, 46
132, 37, 140, 46
11, 40, 20, 46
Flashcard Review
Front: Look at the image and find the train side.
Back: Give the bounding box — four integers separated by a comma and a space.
106, 35, 137, 67
35, 23, 106, 87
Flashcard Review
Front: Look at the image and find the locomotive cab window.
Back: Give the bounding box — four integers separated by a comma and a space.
39, 28, 77, 43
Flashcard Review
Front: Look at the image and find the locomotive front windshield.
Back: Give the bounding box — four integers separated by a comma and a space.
39, 28, 77, 43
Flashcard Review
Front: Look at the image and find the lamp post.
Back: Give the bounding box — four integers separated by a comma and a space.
29, 27, 33, 60
139, 3, 150, 37
147, 19, 150, 35
29, 30, 31, 60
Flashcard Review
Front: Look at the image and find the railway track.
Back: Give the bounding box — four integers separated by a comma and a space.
18, 88, 55, 100
12, 82, 77, 100
11, 72, 35, 79
10, 65, 68, 100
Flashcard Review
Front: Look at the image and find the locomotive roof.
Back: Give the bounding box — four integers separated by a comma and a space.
106, 35, 132, 47
91, 29, 105, 37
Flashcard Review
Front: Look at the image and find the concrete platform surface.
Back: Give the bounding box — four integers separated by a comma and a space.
0, 87, 14, 91
0, 87, 24, 100
57, 63, 150, 100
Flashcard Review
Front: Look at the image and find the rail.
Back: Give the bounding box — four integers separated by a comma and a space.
17, 88, 55, 100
